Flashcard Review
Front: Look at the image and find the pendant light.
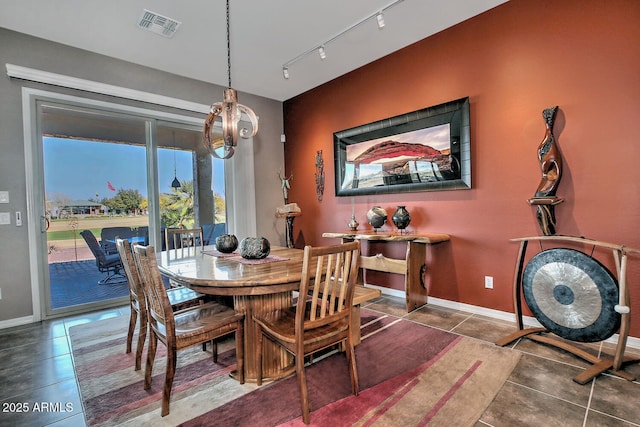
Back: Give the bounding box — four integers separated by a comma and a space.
203, 0, 258, 159
171, 131, 181, 189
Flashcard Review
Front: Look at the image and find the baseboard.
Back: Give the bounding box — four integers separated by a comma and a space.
367, 284, 640, 350
0, 315, 35, 330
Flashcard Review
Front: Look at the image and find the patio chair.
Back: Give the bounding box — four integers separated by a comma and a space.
133, 244, 245, 417
253, 241, 361, 424
100, 226, 134, 254
202, 223, 227, 245
80, 230, 126, 285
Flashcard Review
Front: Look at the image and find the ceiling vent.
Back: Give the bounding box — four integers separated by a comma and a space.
137, 9, 181, 38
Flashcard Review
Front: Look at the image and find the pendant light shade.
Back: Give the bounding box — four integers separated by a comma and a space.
203, 0, 258, 159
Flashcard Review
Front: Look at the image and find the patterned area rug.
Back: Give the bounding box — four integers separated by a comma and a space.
70, 309, 520, 426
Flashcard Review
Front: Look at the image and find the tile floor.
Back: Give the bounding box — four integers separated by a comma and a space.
1, 295, 640, 426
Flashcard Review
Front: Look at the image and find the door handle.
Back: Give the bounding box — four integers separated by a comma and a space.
41, 216, 50, 232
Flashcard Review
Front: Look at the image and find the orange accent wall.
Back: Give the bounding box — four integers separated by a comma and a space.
283, 0, 640, 336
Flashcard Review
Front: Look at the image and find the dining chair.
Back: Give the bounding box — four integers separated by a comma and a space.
165, 227, 204, 257
133, 244, 245, 417
164, 227, 205, 288
80, 229, 126, 285
115, 238, 207, 371
253, 241, 361, 424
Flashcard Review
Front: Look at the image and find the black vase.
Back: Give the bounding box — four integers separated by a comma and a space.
215, 234, 238, 253
240, 237, 271, 259
392, 206, 411, 230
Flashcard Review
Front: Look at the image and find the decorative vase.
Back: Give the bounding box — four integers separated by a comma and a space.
347, 215, 359, 231
215, 234, 238, 253
240, 237, 271, 259
366, 206, 387, 231
392, 206, 411, 231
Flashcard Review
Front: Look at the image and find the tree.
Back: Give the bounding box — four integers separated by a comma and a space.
214, 192, 226, 223
160, 180, 194, 227
105, 188, 144, 213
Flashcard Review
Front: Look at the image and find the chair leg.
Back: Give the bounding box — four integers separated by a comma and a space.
161, 347, 177, 417
296, 353, 311, 424
144, 333, 157, 390
98, 268, 126, 285
126, 306, 137, 354
345, 337, 359, 396
135, 310, 148, 371
212, 340, 218, 362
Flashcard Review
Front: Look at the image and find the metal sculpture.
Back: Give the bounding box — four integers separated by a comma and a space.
315, 150, 325, 201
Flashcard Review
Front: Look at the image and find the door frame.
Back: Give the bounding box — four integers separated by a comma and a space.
22, 86, 256, 320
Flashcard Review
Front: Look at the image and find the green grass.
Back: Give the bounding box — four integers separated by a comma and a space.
47, 229, 102, 240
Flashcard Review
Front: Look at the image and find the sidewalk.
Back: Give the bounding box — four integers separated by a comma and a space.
48, 246, 93, 263
48, 238, 93, 263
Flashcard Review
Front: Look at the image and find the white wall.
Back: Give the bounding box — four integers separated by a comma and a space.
0, 28, 285, 323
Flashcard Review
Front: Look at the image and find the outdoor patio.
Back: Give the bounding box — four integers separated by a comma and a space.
49, 245, 129, 309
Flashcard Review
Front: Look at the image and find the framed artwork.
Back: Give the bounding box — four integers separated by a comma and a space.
334, 97, 471, 196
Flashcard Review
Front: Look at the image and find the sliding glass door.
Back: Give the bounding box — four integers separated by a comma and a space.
36, 100, 225, 317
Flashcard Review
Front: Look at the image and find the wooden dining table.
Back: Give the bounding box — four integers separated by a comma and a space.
157, 245, 306, 382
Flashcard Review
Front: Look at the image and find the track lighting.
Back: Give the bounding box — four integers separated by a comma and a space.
281, 0, 404, 80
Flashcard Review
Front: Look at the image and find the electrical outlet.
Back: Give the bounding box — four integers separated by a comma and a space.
484, 276, 494, 289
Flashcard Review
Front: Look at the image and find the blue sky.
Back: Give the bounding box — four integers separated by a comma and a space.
43, 137, 224, 201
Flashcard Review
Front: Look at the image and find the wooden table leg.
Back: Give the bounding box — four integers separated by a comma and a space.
234, 292, 294, 382
406, 241, 428, 311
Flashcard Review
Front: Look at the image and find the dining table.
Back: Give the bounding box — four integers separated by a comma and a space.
157, 245, 307, 382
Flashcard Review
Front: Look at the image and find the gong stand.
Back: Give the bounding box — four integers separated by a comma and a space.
496, 235, 640, 384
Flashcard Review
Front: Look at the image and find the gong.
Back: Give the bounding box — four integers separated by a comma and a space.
522, 248, 620, 343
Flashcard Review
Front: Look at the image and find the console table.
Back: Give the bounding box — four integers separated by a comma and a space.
322, 231, 450, 311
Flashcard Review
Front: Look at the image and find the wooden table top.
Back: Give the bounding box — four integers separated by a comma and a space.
323, 231, 450, 244
157, 245, 306, 296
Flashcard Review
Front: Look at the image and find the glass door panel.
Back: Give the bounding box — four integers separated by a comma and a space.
156, 124, 226, 246
41, 103, 148, 314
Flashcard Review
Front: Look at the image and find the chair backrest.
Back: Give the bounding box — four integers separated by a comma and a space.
165, 228, 204, 257
132, 245, 174, 338
133, 226, 149, 245
101, 226, 134, 242
202, 223, 227, 245
80, 230, 107, 265
115, 238, 144, 307
297, 241, 361, 331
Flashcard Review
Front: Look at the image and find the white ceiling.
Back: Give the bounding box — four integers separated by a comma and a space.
0, 0, 507, 102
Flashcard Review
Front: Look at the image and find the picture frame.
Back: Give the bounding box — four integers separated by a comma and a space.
333, 97, 471, 196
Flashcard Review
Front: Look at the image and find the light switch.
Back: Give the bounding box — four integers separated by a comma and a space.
0, 191, 8, 203
0, 212, 10, 225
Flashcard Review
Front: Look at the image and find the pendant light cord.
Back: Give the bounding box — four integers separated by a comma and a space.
226, 0, 231, 88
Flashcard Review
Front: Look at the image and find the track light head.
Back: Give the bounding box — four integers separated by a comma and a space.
283, 66, 290, 79
318, 46, 326, 60
376, 12, 385, 29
